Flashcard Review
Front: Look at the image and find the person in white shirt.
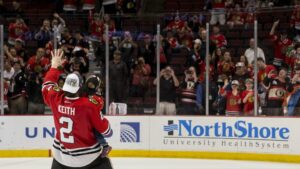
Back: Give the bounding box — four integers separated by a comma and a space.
244, 38, 265, 65
3, 60, 15, 80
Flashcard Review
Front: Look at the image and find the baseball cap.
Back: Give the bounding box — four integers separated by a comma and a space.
232, 80, 239, 86
62, 73, 83, 94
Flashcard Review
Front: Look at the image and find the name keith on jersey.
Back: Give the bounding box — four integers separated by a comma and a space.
58, 105, 75, 116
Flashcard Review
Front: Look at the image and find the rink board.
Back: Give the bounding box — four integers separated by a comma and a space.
0, 116, 299, 163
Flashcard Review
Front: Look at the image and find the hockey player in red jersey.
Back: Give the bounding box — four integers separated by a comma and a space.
42, 49, 113, 169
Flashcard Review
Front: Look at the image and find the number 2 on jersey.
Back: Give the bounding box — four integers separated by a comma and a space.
59, 117, 74, 143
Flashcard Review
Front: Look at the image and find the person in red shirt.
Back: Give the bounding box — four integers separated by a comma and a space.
210, 25, 227, 49
27, 48, 50, 77
220, 80, 242, 116
241, 78, 255, 116
207, 0, 229, 25
165, 16, 185, 33
269, 20, 293, 68
103, 14, 116, 33
217, 50, 234, 77
42, 49, 113, 169
227, 3, 245, 28
8, 18, 29, 45
89, 10, 104, 40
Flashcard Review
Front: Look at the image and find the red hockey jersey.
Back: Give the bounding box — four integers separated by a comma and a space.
42, 68, 111, 167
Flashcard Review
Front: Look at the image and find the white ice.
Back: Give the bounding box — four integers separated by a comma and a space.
0, 157, 300, 169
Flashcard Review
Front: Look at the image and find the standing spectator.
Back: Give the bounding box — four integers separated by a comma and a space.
241, 78, 255, 116
212, 74, 229, 115
269, 20, 293, 68
153, 34, 169, 70
178, 67, 202, 115
8, 18, 29, 45
188, 14, 201, 33
130, 57, 151, 98
14, 39, 29, 62
227, 3, 245, 28
240, 55, 252, 73
263, 67, 290, 116
89, 10, 104, 41
244, 38, 266, 65
35, 19, 53, 48
206, 0, 231, 25
164, 15, 185, 34
4, 61, 15, 81
199, 28, 215, 54
27, 48, 50, 77
119, 31, 138, 69
103, 14, 116, 33
138, 34, 155, 71
68, 52, 88, 75
153, 66, 179, 115
232, 62, 251, 91
220, 80, 242, 116
88, 10, 105, 64
217, 50, 235, 77
74, 32, 90, 73
186, 39, 201, 69
4, 46, 25, 67
109, 51, 128, 103
212, 47, 223, 71
286, 44, 300, 76
52, 13, 66, 42
257, 58, 276, 107
286, 66, 300, 116
27, 72, 45, 114
60, 28, 76, 59
210, 25, 227, 49
7, 61, 27, 114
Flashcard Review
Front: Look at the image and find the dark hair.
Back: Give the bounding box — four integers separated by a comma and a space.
257, 57, 265, 62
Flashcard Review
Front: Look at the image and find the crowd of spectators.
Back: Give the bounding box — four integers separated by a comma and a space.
1, 0, 300, 116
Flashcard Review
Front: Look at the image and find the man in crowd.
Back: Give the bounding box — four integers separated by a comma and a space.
244, 38, 266, 65
153, 66, 179, 115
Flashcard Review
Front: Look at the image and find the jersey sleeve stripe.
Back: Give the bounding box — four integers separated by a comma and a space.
102, 125, 112, 136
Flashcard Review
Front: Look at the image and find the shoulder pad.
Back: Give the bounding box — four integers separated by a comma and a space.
89, 97, 99, 105
53, 86, 61, 92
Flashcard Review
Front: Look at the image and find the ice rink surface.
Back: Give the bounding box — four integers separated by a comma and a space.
1, 157, 300, 169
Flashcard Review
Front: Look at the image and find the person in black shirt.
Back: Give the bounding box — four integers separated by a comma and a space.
109, 51, 128, 103
7, 61, 27, 114
153, 66, 179, 115
27, 72, 45, 114
60, 28, 76, 60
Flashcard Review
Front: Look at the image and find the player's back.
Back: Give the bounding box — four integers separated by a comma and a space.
49, 92, 111, 167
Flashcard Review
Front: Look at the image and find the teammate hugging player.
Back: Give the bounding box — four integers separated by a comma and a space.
42, 49, 113, 169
